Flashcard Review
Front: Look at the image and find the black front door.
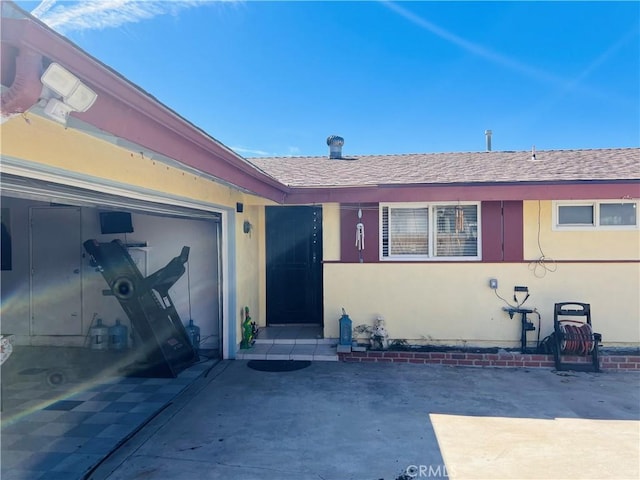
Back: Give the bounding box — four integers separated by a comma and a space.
265, 206, 323, 325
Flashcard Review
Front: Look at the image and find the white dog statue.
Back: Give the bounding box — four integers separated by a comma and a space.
370, 317, 389, 350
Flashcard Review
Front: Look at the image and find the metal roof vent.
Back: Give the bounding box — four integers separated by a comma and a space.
485, 130, 492, 152
327, 135, 344, 159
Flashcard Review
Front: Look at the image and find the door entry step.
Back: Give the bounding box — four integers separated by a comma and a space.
236, 340, 339, 362
257, 325, 323, 342
255, 338, 336, 345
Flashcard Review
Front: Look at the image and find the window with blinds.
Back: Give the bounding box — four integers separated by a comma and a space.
381, 203, 480, 260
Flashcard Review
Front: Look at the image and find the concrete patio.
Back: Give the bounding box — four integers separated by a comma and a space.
89, 361, 639, 480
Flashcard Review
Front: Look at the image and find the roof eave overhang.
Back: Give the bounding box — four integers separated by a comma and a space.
283, 180, 640, 204
1, 9, 289, 203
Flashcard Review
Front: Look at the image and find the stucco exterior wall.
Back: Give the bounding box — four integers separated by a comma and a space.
235, 204, 263, 341
0, 116, 244, 206
323, 262, 639, 348
323, 200, 639, 348
322, 203, 341, 262
523, 200, 640, 261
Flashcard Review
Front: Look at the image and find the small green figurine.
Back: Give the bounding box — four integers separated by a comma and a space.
240, 306, 256, 349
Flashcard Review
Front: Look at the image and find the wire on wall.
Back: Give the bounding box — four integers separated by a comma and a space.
529, 200, 557, 278
493, 288, 514, 308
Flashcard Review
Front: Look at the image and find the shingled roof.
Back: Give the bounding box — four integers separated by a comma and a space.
248, 148, 640, 188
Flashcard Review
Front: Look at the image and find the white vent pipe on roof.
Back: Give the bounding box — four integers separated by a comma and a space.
485, 130, 492, 152
327, 135, 344, 159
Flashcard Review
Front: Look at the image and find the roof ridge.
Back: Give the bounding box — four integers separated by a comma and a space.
247, 146, 639, 160
246, 147, 639, 188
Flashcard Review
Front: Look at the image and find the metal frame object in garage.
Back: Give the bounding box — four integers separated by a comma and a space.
0, 171, 229, 369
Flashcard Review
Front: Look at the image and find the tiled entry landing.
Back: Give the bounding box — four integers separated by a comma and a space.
236, 325, 338, 361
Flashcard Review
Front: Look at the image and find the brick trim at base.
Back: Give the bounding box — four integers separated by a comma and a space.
338, 351, 640, 371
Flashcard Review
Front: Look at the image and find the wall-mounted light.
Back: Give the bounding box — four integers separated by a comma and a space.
243, 220, 252, 235
42, 98, 73, 124
40, 63, 97, 124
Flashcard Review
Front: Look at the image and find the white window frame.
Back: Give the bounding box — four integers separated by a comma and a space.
552, 200, 639, 231
379, 202, 481, 261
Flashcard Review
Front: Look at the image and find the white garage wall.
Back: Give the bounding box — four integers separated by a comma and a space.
1, 196, 221, 350
1, 196, 37, 337
103, 212, 220, 350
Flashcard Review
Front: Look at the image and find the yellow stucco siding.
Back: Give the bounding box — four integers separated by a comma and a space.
235, 204, 263, 341
1, 115, 244, 207
323, 262, 640, 348
322, 203, 340, 261
324, 201, 638, 347
524, 200, 640, 261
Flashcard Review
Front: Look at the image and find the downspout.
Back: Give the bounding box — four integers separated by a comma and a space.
1, 47, 42, 117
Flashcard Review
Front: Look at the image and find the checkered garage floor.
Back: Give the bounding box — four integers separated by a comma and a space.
1, 346, 216, 480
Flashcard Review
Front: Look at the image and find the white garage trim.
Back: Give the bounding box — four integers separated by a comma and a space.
0, 155, 225, 219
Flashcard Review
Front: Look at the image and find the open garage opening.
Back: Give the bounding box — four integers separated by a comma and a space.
1, 182, 223, 386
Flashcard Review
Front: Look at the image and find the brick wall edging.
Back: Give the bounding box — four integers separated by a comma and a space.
338, 351, 640, 371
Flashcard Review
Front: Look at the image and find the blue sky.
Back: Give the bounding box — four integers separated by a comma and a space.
14, 1, 640, 157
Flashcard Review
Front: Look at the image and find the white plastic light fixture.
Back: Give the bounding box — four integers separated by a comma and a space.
65, 83, 97, 111
41, 63, 80, 97
40, 63, 97, 118
43, 98, 73, 124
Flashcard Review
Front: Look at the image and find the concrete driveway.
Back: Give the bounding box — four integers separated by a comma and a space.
89, 361, 640, 480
